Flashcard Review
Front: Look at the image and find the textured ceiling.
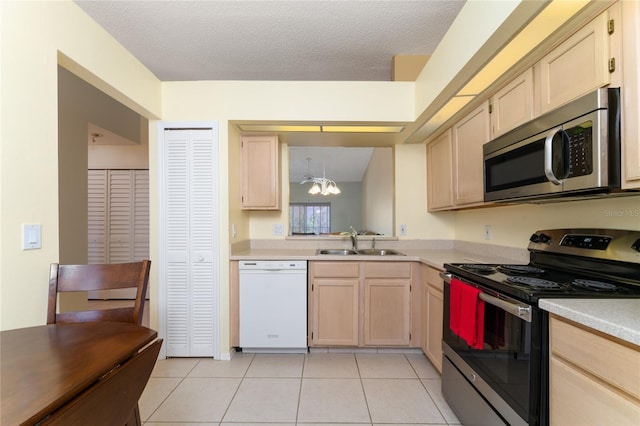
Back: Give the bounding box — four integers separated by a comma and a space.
75, 0, 465, 81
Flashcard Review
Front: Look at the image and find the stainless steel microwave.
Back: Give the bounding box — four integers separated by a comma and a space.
483, 88, 621, 203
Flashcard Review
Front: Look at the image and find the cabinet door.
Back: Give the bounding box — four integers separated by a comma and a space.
490, 68, 534, 137
427, 129, 454, 211
162, 128, 218, 357
549, 316, 640, 425
538, 12, 610, 114
426, 285, 443, 373
452, 101, 490, 206
621, 0, 640, 189
311, 278, 359, 346
241, 135, 280, 210
363, 278, 411, 346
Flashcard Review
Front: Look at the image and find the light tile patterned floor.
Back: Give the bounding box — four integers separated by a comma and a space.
141, 352, 460, 425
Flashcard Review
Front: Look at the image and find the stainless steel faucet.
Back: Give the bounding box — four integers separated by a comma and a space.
349, 226, 358, 251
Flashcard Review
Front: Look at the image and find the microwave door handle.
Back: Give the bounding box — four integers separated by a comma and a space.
544, 127, 563, 185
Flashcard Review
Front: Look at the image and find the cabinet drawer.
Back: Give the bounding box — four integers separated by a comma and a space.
423, 265, 444, 292
364, 262, 411, 278
550, 356, 640, 425
311, 261, 359, 278
550, 316, 640, 399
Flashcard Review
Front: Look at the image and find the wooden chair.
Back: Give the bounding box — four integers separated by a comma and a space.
47, 260, 151, 325
40, 338, 163, 426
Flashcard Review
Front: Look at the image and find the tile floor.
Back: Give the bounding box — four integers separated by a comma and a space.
140, 351, 460, 425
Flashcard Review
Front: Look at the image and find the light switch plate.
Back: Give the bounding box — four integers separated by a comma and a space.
22, 224, 42, 250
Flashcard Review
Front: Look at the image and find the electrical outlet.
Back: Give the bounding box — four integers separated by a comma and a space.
484, 225, 492, 240
399, 224, 407, 236
272, 224, 284, 236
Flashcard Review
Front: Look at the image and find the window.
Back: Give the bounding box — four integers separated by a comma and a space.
289, 203, 331, 235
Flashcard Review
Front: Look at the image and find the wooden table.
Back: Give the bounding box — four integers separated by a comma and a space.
1, 322, 157, 425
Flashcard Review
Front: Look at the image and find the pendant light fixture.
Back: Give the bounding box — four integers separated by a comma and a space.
300, 158, 341, 196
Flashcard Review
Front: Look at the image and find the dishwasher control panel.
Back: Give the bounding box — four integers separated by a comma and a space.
239, 260, 307, 270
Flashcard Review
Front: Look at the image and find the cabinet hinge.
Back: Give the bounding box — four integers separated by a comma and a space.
488, 103, 493, 114
608, 19, 615, 35
311, 284, 314, 291
609, 58, 616, 73
409, 332, 412, 340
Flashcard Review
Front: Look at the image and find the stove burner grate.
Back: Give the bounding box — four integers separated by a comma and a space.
572, 279, 619, 292
460, 264, 496, 273
507, 276, 562, 289
499, 265, 546, 275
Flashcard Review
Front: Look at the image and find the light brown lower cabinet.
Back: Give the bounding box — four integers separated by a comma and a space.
309, 261, 418, 348
421, 264, 443, 373
309, 262, 360, 346
549, 315, 640, 425
363, 263, 411, 346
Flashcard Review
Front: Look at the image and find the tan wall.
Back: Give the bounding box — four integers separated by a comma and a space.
362, 148, 393, 236
1, 1, 161, 330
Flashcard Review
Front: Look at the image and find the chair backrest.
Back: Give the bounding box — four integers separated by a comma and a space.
39, 338, 162, 426
47, 260, 151, 325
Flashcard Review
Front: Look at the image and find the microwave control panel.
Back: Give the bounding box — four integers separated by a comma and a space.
566, 122, 593, 178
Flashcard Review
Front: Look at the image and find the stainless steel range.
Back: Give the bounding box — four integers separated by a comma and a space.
440, 228, 640, 426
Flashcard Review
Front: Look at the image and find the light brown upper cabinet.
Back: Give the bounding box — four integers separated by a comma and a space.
621, 0, 640, 189
452, 101, 491, 207
241, 135, 280, 210
537, 11, 611, 114
427, 130, 454, 211
490, 68, 534, 138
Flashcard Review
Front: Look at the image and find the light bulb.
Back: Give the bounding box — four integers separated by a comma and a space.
308, 183, 321, 194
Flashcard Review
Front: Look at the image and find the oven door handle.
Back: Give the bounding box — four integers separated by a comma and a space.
440, 272, 532, 322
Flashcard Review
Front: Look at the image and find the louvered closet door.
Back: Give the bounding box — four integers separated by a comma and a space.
88, 170, 108, 299
133, 170, 150, 261
163, 128, 217, 357
108, 170, 134, 263
88, 170, 108, 264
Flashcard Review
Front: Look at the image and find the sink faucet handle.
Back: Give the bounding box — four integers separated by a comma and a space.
372, 237, 375, 249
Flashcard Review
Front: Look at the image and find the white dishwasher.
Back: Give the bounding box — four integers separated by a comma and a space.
239, 260, 307, 353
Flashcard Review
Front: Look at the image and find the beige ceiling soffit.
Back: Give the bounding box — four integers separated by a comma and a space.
57, 52, 161, 120
392, 55, 430, 82
411, 96, 475, 139
397, 0, 551, 145
321, 126, 404, 133
237, 124, 405, 133
238, 124, 322, 132
399, 0, 611, 145
458, 0, 592, 96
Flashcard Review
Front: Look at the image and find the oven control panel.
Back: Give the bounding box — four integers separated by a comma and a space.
529, 229, 640, 264
560, 234, 612, 250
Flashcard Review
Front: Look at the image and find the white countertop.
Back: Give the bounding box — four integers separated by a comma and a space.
539, 299, 640, 347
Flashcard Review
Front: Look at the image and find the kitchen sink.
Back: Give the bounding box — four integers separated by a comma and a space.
356, 249, 405, 256
316, 248, 405, 256
316, 249, 358, 255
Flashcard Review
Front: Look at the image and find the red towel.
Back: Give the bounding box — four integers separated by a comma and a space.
450, 278, 485, 349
